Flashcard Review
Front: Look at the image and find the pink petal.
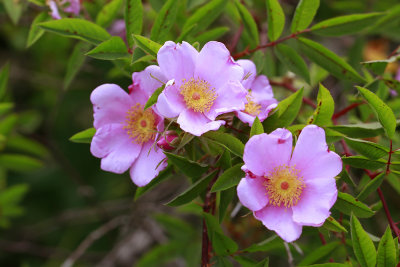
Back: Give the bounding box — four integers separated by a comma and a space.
205, 81, 247, 120
129, 86, 150, 106
243, 129, 292, 176
63, 0, 80, 15
257, 102, 278, 122
177, 109, 225, 136
90, 124, 141, 174
237, 176, 269, 211
48, 1, 61, 19
290, 125, 342, 181
157, 41, 198, 82
237, 59, 257, 89
130, 141, 167, 187
91, 84, 133, 129
131, 65, 167, 97
195, 41, 244, 88
155, 83, 186, 118
292, 177, 337, 226
236, 103, 277, 126
255, 205, 302, 242
251, 75, 276, 106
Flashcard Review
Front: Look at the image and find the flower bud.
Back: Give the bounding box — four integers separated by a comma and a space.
157, 132, 178, 151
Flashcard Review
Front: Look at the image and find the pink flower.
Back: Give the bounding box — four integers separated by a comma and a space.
154, 41, 248, 136
237, 125, 342, 242
235, 60, 277, 126
47, 0, 80, 19
157, 131, 178, 151
90, 84, 167, 187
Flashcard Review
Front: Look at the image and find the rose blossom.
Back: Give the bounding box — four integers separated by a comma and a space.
153, 41, 248, 136
90, 83, 167, 187
235, 59, 277, 126
47, 0, 80, 20
237, 125, 342, 242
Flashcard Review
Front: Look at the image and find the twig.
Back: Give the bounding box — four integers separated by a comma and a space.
283, 242, 294, 267
228, 24, 244, 53
332, 102, 364, 120
61, 216, 127, 267
269, 80, 317, 108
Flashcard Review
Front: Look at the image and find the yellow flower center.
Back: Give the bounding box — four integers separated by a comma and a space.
244, 93, 261, 116
123, 103, 157, 144
265, 165, 305, 208
180, 78, 217, 113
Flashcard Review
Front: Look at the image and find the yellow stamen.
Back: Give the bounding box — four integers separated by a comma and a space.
123, 103, 157, 144
180, 78, 217, 113
244, 93, 261, 116
265, 165, 305, 208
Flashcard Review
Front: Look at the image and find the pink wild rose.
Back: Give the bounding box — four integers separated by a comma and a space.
237, 125, 342, 242
154, 41, 248, 136
47, 0, 80, 19
90, 84, 167, 187
236, 59, 278, 126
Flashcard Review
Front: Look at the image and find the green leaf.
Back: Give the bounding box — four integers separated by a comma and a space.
350, 214, 377, 267
6, 135, 49, 158
342, 156, 386, 170
166, 169, 218, 206
144, 85, 165, 110
357, 173, 385, 201
0, 103, 14, 116
211, 164, 244, 192
311, 13, 383, 36
344, 137, 388, 160
361, 60, 394, 76
376, 226, 396, 267
274, 44, 310, 83
179, 0, 228, 39
96, 0, 123, 27
0, 184, 29, 204
2, 0, 23, 25
303, 264, 351, 267
39, 19, 111, 45
266, 0, 285, 41
250, 117, 264, 137
132, 35, 162, 57
203, 131, 244, 158
322, 216, 348, 233
369, 5, 400, 33
0, 154, 43, 172
135, 166, 172, 200
0, 114, 18, 135
125, 0, 143, 48
26, 12, 50, 48
308, 84, 334, 126
86, 37, 129, 60
327, 121, 391, 138
357, 86, 396, 139
338, 170, 356, 188
165, 152, 208, 179
298, 241, 340, 266
235, 0, 259, 48
263, 88, 303, 132
218, 187, 235, 223
291, 0, 320, 33
243, 235, 281, 252
196, 27, 230, 45
64, 42, 90, 90
136, 241, 182, 267
69, 128, 96, 143
335, 192, 374, 218
298, 37, 365, 83
0, 63, 10, 101
150, 0, 179, 42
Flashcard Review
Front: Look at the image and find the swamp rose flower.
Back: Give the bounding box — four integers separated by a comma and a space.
90, 84, 167, 187
47, 0, 80, 19
237, 125, 342, 242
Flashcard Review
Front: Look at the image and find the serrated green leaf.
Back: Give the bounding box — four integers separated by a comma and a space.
327, 121, 393, 138
274, 44, 310, 83
311, 13, 383, 36
135, 166, 172, 200
263, 88, 303, 132
357, 173, 385, 201
144, 85, 165, 110
86, 36, 129, 60
235, 0, 259, 48
298, 241, 340, 266
39, 19, 111, 45
64, 42, 90, 89
0, 63, 10, 101
266, 0, 285, 41
165, 152, 208, 179
342, 156, 386, 170
203, 131, 244, 158
250, 117, 264, 137
357, 87, 396, 139
150, 0, 179, 42
69, 128, 96, 143
335, 192, 374, 218
323, 216, 348, 233
344, 137, 388, 160
179, 0, 227, 39
350, 214, 377, 267
132, 35, 161, 57
125, 0, 143, 48
298, 37, 365, 83
211, 164, 244, 192
0, 154, 42, 172
309, 84, 334, 126
196, 27, 230, 45
291, 0, 320, 33
376, 226, 396, 267
167, 169, 218, 206
26, 12, 50, 48
96, 0, 123, 27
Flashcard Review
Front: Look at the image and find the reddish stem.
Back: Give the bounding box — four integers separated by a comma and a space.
319, 232, 327, 245
332, 102, 364, 120
269, 80, 317, 108
228, 24, 244, 53
386, 140, 393, 175
233, 29, 311, 59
